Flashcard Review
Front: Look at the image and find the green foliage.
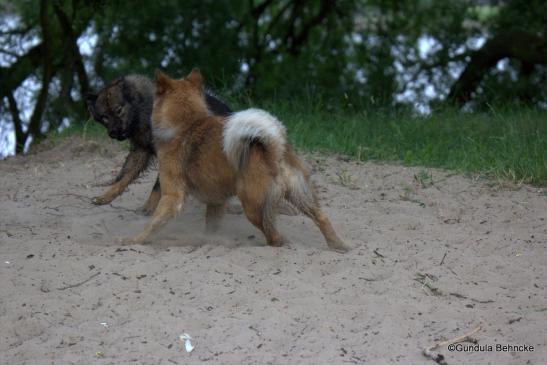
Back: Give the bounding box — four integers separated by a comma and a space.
55, 118, 106, 140
495, 0, 547, 33
264, 102, 546, 185
1, 0, 546, 158
91, 0, 242, 85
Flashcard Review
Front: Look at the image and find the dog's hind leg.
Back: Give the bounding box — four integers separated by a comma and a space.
237, 149, 285, 247
306, 206, 348, 253
205, 201, 226, 233
93, 147, 152, 205
239, 196, 285, 247
284, 165, 348, 253
142, 176, 161, 215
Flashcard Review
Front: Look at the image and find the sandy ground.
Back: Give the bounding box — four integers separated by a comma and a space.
0, 137, 545, 365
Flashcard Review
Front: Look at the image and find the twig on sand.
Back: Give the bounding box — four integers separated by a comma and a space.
423, 326, 481, 365
57, 272, 101, 290
449, 292, 494, 304
414, 273, 442, 296
439, 251, 447, 265
373, 248, 385, 258
50, 192, 92, 202
107, 203, 138, 213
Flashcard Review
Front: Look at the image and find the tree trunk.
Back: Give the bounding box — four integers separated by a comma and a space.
447, 30, 547, 105
6, 92, 26, 153
53, 2, 90, 96
26, 0, 55, 141
1, 1, 94, 154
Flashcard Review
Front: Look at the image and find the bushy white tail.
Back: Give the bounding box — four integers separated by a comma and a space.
223, 108, 287, 170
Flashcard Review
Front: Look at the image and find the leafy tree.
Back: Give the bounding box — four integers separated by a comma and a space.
0, 0, 545, 156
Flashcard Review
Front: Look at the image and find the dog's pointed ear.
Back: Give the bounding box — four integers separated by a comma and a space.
155, 69, 172, 95
186, 68, 203, 89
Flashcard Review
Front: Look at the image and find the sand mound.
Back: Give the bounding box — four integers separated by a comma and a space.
0, 138, 545, 364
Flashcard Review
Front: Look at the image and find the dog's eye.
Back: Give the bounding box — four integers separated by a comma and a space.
102, 116, 109, 123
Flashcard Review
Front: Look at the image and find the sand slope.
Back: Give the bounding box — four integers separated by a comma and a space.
0, 138, 545, 365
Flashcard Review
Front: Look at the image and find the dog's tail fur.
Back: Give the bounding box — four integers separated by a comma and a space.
223, 108, 287, 171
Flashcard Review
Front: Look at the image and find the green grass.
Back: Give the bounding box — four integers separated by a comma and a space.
52, 105, 547, 186
56, 118, 111, 140
48, 118, 130, 149
260, 103, 546, 186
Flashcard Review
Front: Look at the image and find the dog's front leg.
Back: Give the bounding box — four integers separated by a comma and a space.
93, 147, 151, 205
121, 191, 186, 245
141, 176, 161, 215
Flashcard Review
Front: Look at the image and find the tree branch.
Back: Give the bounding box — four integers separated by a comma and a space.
282, 0, 305, 50
447, 30, 547, 105
288, 0, 335, 56
27, 0, 54, 139
6, 91, 26, 153
0, 48, 22, 58
265, 1, 293, 35
53, 1, 90, 96
244, 0, 279, 88
251, 0, 275, 17
0, 24, 35, 36
0, 44, 47, 100
0, 1, 92, 101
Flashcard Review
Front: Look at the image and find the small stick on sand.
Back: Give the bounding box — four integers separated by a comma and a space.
423, 326, 481, 365
373, 248, 385, 258
439, 251, 447, 265
57, 272, 101, 291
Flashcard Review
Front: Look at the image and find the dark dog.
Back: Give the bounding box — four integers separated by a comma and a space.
86, 74, 231, 214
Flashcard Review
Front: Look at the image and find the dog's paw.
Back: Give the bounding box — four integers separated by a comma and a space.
140, 205, 156, 216
92, 195, 114, 205
328, 241, 349, 254
267, 235, 288, 247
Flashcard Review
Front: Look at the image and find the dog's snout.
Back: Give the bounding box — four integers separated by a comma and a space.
108, 129, 124, 140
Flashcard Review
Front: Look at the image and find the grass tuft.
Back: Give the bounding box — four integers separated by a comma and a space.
260, 102, 546, 186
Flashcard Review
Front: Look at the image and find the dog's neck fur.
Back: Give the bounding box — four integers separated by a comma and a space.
182, 92, 210, 124
153, 109, 208, 146
168, 91, 209, 128
152, 124, 177, 143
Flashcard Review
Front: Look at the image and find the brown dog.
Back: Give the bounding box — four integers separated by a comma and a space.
121, 69, 347, 252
